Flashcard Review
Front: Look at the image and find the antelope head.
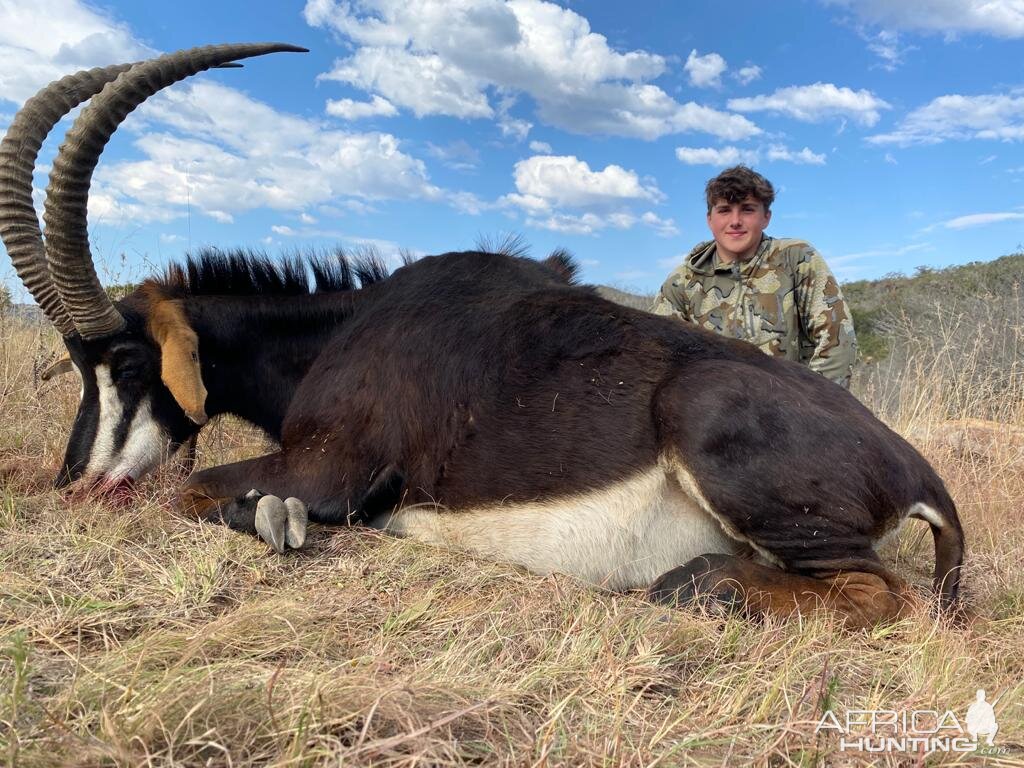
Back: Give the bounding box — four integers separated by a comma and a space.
0, 43, 306, 492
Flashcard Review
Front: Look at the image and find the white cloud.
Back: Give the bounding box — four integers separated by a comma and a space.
305, 0, 760, 140
684, 49, 727, 88
529, 140, 552, 153
675, 144, 826, 166
729, 83, 891, 126
325, 94, 399, 119
503, 154, 673, 235
300, 212, 318, 224
942, 212, 1024, 229
536, 83, 760, 140
320, 47, 492, 119
509, 154, 662, 209
496, 95, 532, 140
524, 211, 618, 235
884, 152, 898, 164
88, 81, 444, 225
272, 225, 296, 235
821, 0, 1024, 38
869, 93, 1024, 146
640, 211, 679, 237
448, 190, 491, 214
764, 145, 827, 164
675, 146, 759, 166
0, 0, 154, 106
863, 29, 914, 70
833, 242, 931, 261
734, 65, 762, 85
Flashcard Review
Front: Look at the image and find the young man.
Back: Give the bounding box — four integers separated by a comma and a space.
651, 165, 857, 388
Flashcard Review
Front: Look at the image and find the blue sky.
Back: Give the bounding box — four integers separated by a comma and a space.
1, 0, 1023, 299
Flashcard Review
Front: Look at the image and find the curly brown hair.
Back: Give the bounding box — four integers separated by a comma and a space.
705, 165, 775, 214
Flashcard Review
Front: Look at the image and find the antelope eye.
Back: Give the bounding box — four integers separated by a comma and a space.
110, 353, 149, 382
112, 363, 142, 382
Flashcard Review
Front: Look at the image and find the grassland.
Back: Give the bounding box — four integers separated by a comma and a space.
1, 258, 1023, 766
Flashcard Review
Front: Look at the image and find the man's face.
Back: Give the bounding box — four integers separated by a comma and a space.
707, 195, 771, 263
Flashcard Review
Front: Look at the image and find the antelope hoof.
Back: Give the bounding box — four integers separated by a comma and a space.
254, 493, 308, 554
284, 497, 307, 548
649, 554, 745, 614
255, 495, 288, 553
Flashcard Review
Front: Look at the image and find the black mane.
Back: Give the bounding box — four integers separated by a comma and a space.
151, 245, 580, 298
153, 247, 394, 298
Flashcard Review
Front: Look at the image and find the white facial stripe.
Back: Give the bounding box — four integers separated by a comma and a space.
369, 460, 742, 591
108, 398, 167, 481
83, 363, 170, 482
84, 364, 122, 478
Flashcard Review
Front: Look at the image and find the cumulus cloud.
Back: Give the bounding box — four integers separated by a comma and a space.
529, 140, 552, 153
0, 1, 465, 232
675, 144, 825, 166
325, 94, 399, 119
0, 0, 154, 106
502, 154, 674, 235
91, 81, 443, 224
640, 211, 679, 237
764, 145, 827, 164
821, 0, 1024, 38
728, 83, 891, 126
675, 146, 759, 166
320, 47, 493, 119
684, 49, 727, 88
305, 0, 760, 140
868, 93, 1024, 145
733, 65, 762, 85
508, 154, 662, 209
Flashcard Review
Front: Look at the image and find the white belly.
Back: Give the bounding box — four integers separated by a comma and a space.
368, 463, 741, 591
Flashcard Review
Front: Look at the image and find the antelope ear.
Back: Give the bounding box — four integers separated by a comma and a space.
41, 357, 75, 381
147, 298, 208, 425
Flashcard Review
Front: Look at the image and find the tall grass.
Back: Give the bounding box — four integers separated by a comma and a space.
1, 307, 1022, 766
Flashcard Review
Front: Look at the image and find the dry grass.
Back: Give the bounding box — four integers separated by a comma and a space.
1, 315, 1022, 767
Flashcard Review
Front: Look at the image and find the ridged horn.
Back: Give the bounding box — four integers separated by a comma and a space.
42, 42, 309, 339
0, 63, 134, 336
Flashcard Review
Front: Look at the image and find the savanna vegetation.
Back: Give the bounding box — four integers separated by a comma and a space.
1, 253, 1022, 766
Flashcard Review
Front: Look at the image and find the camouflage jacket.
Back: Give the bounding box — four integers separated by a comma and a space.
651, 236, 857, 387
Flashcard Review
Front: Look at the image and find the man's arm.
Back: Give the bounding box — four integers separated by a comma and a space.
649, 270, 692, 320
794, 246, 858, 388
650, 291, 680, 317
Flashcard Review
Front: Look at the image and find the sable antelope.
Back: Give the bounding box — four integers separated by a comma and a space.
0, 43, 965, 628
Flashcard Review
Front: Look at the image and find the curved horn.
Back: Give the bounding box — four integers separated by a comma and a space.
0, 64, 134, 336
43, 42, 308, 339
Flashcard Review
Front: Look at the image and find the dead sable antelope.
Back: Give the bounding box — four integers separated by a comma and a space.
1, 43, 965, 628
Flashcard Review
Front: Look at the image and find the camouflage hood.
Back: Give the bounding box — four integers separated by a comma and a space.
683, 237, 772, 277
